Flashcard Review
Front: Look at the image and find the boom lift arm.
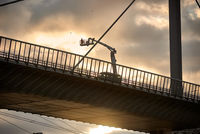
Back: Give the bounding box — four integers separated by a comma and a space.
80, 38, 117, 74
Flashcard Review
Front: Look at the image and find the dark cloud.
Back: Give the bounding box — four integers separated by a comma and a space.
182, 3, 200, 37
183, 39, 200, 72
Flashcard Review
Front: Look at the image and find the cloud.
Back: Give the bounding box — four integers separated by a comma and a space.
0, 1, 200, 133
183, 39, 200, 72
0, 0, 200, 84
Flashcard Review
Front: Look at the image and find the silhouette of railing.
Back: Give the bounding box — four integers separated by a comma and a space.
0, 36, 199, 103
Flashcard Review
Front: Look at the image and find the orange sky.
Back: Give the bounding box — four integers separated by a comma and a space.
0, 0, 200, 134
0, 0, 200, 84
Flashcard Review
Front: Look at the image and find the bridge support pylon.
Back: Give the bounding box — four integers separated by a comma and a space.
169, 0, 183, 96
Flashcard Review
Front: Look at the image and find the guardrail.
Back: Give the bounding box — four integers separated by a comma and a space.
0, 36, 199, 103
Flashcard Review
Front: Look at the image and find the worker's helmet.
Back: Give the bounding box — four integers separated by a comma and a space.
80, 38, 86, 45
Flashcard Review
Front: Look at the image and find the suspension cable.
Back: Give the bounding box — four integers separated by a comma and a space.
72, 0, 136, 71
196, 0, 200, 8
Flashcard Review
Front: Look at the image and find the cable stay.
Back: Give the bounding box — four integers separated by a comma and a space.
59, 119, 88, 134
72, 0, 136, 72
40, 115, 84, 134
0, 111, 89, 134
0, 111, 76, 132
0, 116, 32, 134
0, 0, 24, 7
196, 0, 200, 8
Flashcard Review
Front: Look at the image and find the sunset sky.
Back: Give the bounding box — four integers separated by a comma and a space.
0, 0, 200, 133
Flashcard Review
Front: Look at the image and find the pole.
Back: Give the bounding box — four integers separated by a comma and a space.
169, 0, 183, 96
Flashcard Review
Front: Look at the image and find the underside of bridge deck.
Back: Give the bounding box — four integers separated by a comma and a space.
0, 60, 200, 133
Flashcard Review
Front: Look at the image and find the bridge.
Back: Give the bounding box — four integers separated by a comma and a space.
0, 36, 200, 134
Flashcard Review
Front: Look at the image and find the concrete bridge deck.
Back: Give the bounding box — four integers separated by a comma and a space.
0, 36, 200, 133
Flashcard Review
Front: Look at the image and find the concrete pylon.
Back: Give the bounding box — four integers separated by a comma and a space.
169, 0, 183, 96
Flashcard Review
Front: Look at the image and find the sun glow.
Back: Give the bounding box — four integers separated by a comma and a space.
29, 31, 88, 55
89, 126, 120, 134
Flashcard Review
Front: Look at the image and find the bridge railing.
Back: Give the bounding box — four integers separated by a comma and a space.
0, 36, 199, 102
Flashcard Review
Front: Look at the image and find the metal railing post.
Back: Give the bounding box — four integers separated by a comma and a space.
89, 59, 93, 76
3, 39, 6, 56
33, 46, 36, 63
102, 62, 105, 74
68, 54, 72, 69
60, 52, 63, 69
63, 53, 68, 73
7, 40, 12, 60
148, 74, 152, 90
106, 62, 109, 73
85, 58, 89, 74
131, 69, 135, 86
142, 72, 145, 88
42, 48, 45, 65
156, 75, 159, 92
127, 68, 131, 85
135, 70, 138, 86
46, 49, 50, 68
18, 42, 22, 62
162, 77, 166, 93
197, 86, 199, 101
188, 84, 191, 99
73, 55, 77, 70
81, 57, 84, 74
37, 47, 41, 66
194, 85, 197, 100
124, 67, 127, 81
166, 78, 169, 94
13, 41, 17, 58
0, 37, 1, 47
51, 50, 54, 67
121, 67, 124, 84
55, 51, 59, 69
27, 45, 31, 63
184, 83, 187, 98
97, 61, 101, 76
94, 60, 97, 77
182, 82, 185, 98
23, 43, 26, 61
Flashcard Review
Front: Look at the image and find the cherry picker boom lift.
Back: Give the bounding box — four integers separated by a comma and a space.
80, 38, 121, 83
